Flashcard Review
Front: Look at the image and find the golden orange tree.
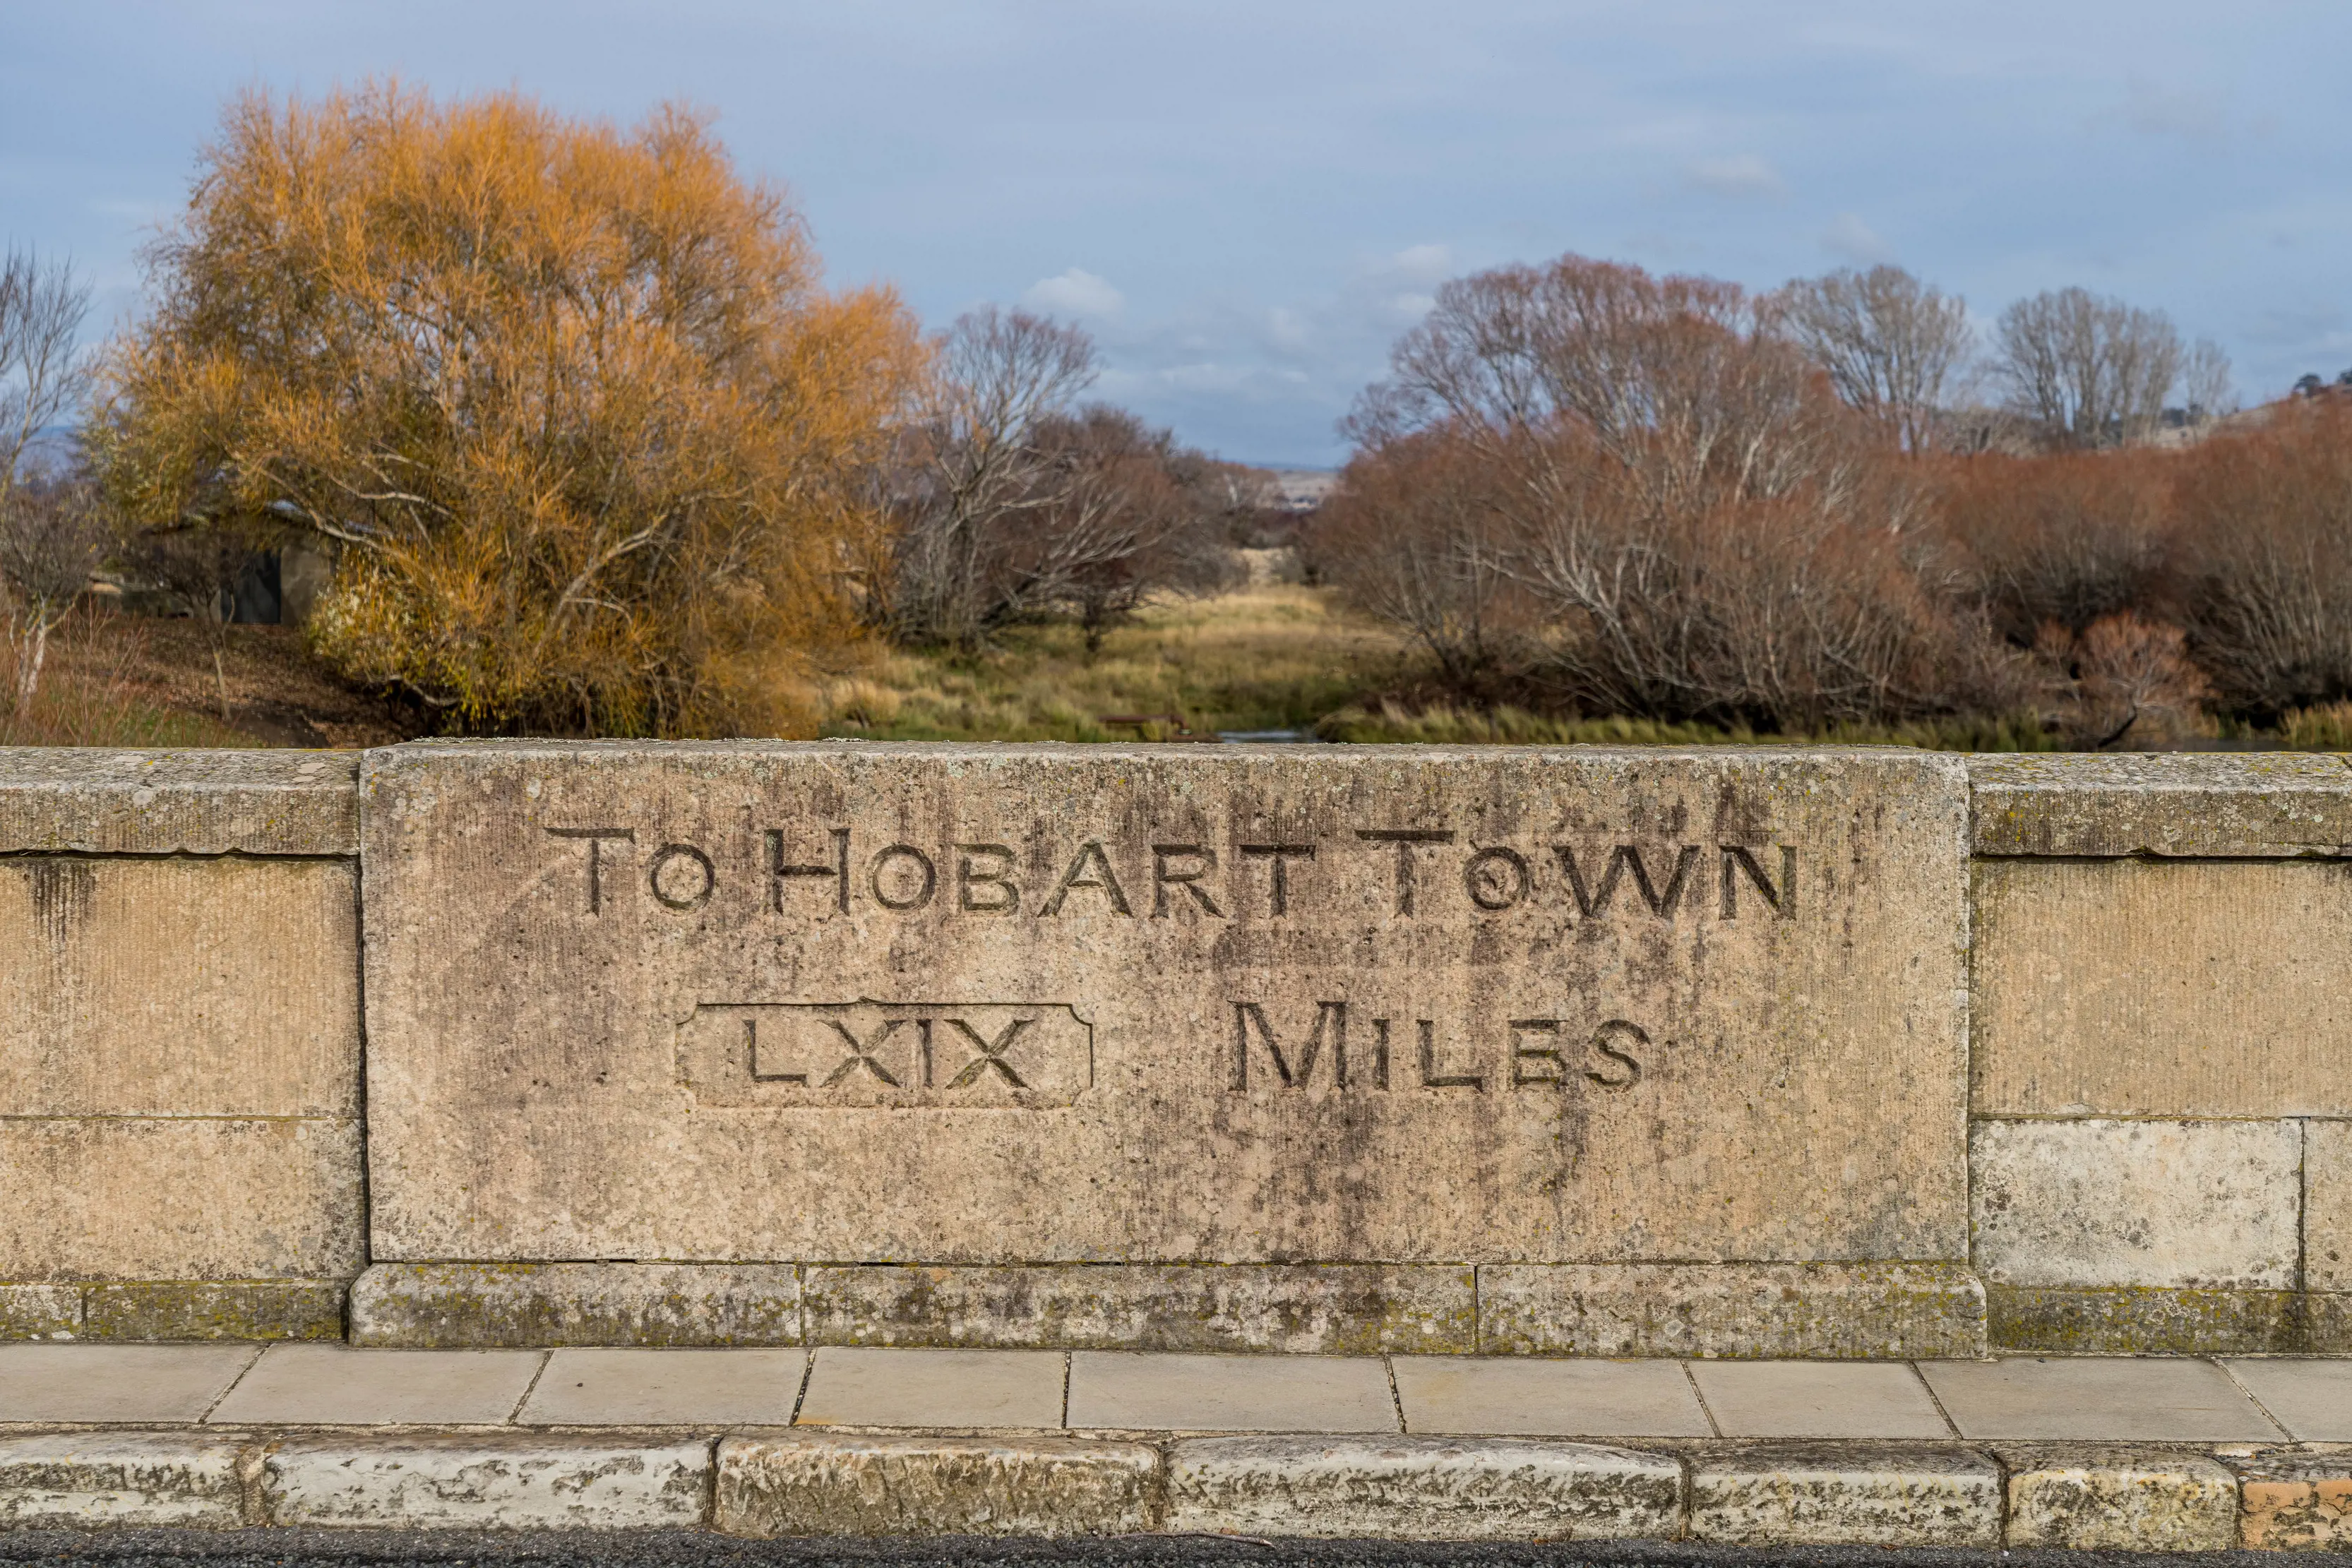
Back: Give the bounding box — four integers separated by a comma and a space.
92, 84, 923, 734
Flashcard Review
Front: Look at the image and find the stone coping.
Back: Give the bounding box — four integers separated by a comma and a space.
0, 748, 357, 856
1967, 751, 2352, 857
1, 743, 2344, 864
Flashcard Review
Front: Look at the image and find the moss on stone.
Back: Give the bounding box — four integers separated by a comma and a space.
1988, 1284, 2303, 1354
81, 1279, 346, 1341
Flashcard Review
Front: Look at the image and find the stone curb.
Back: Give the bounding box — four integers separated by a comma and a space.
0, 1428, 2339, 1546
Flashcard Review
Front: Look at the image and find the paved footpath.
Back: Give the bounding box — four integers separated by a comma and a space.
0, 1346, 2343, 1550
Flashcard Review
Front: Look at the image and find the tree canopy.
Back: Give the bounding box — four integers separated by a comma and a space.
92, 83, 924, 734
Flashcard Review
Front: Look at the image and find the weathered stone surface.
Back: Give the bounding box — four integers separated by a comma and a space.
83, 1281, 346, 1341
0, 1118, 362, 1281
716, 1433, 1159, 1538
262, 1433, 712, 1528
0, 748, 357, 856
1974, 860, 2352, 1118
2308, 1293, 2352, 1356
364, 743, 1970, 1272
2231, 1449, 2352, 1548
0, 857, 359, 1119
0, 1432, 248, 1528
1968, 752, 2352, 858
1971, 1118, 2300, 1288
1998, 1443, 2239, 1551
1988, 1285, 2302, 1355
804, 1264, 1472, 1354
1166, 1435, 1679, 1540
0, 1285, 80, 1340
1476, 1263, 1984, 1358
2305, 1119, 2352, 1293
1687, 1441, 2000, 1547
348, 1263, 800, 1347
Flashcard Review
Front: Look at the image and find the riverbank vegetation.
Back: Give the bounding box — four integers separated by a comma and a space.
8, 85, 2352, 750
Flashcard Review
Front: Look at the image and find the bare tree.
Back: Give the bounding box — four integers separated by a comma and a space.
0, 462, 107, 710
123, 527, 245, 724
889, 308, 1098, 645
998, 408, 1231, 652
1776, 265, 1973, 453
2182, 337, 2235, 423
1338, 253, 1958, 729
1991, 287, 2185, 447
0, 249, 92, 509
1310, 431, 1527, 690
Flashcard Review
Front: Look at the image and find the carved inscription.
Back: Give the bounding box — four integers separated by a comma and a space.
548, 825, 1797, 924
677, 1000, 1093, 1108
1229, 1001, 1653, 1094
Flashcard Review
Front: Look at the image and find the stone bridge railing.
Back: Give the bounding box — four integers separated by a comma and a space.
0, 743, 2341, 1357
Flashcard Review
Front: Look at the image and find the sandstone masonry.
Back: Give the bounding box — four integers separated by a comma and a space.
0, 743, 2341, 1355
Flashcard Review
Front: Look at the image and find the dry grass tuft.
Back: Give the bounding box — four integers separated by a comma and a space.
1315, 698, 2072, 751
816, 583, 1408, 741
0, 611, 246, 748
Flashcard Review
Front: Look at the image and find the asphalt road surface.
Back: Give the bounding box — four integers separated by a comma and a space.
0, 1532, 2278, 1568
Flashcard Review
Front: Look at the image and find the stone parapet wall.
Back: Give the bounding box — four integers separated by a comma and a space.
0, 743, 2339, 1353
1968, 755, 2352, 1353
0, 750, 362, 1341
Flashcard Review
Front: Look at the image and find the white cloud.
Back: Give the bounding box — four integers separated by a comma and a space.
1021, 267, 1125, 319
1264, 306, 1311, 353
1387, 243, 1455, 284
1821, 212, 1889, 263
1682, 153, 1787, 200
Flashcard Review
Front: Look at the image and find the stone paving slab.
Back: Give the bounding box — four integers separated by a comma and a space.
2223, 1356, 2352, 1440
1066, 1351, 1396, 1432
1917, 1356, 2286, 1440
0, 1344, 258, 1423
1390, 1355, 1709, 1437
796, 1347, 1063, 1430
209, 1344, 543, 1425
1687, 1360, 1951, 1439
520, 1348, 808, 1426
8, 1343, 2346, 1443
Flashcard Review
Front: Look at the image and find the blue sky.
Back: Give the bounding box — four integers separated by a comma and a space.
4, 1, 2348, 465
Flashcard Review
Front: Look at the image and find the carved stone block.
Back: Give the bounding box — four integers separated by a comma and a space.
362, 743, 1969, 1274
